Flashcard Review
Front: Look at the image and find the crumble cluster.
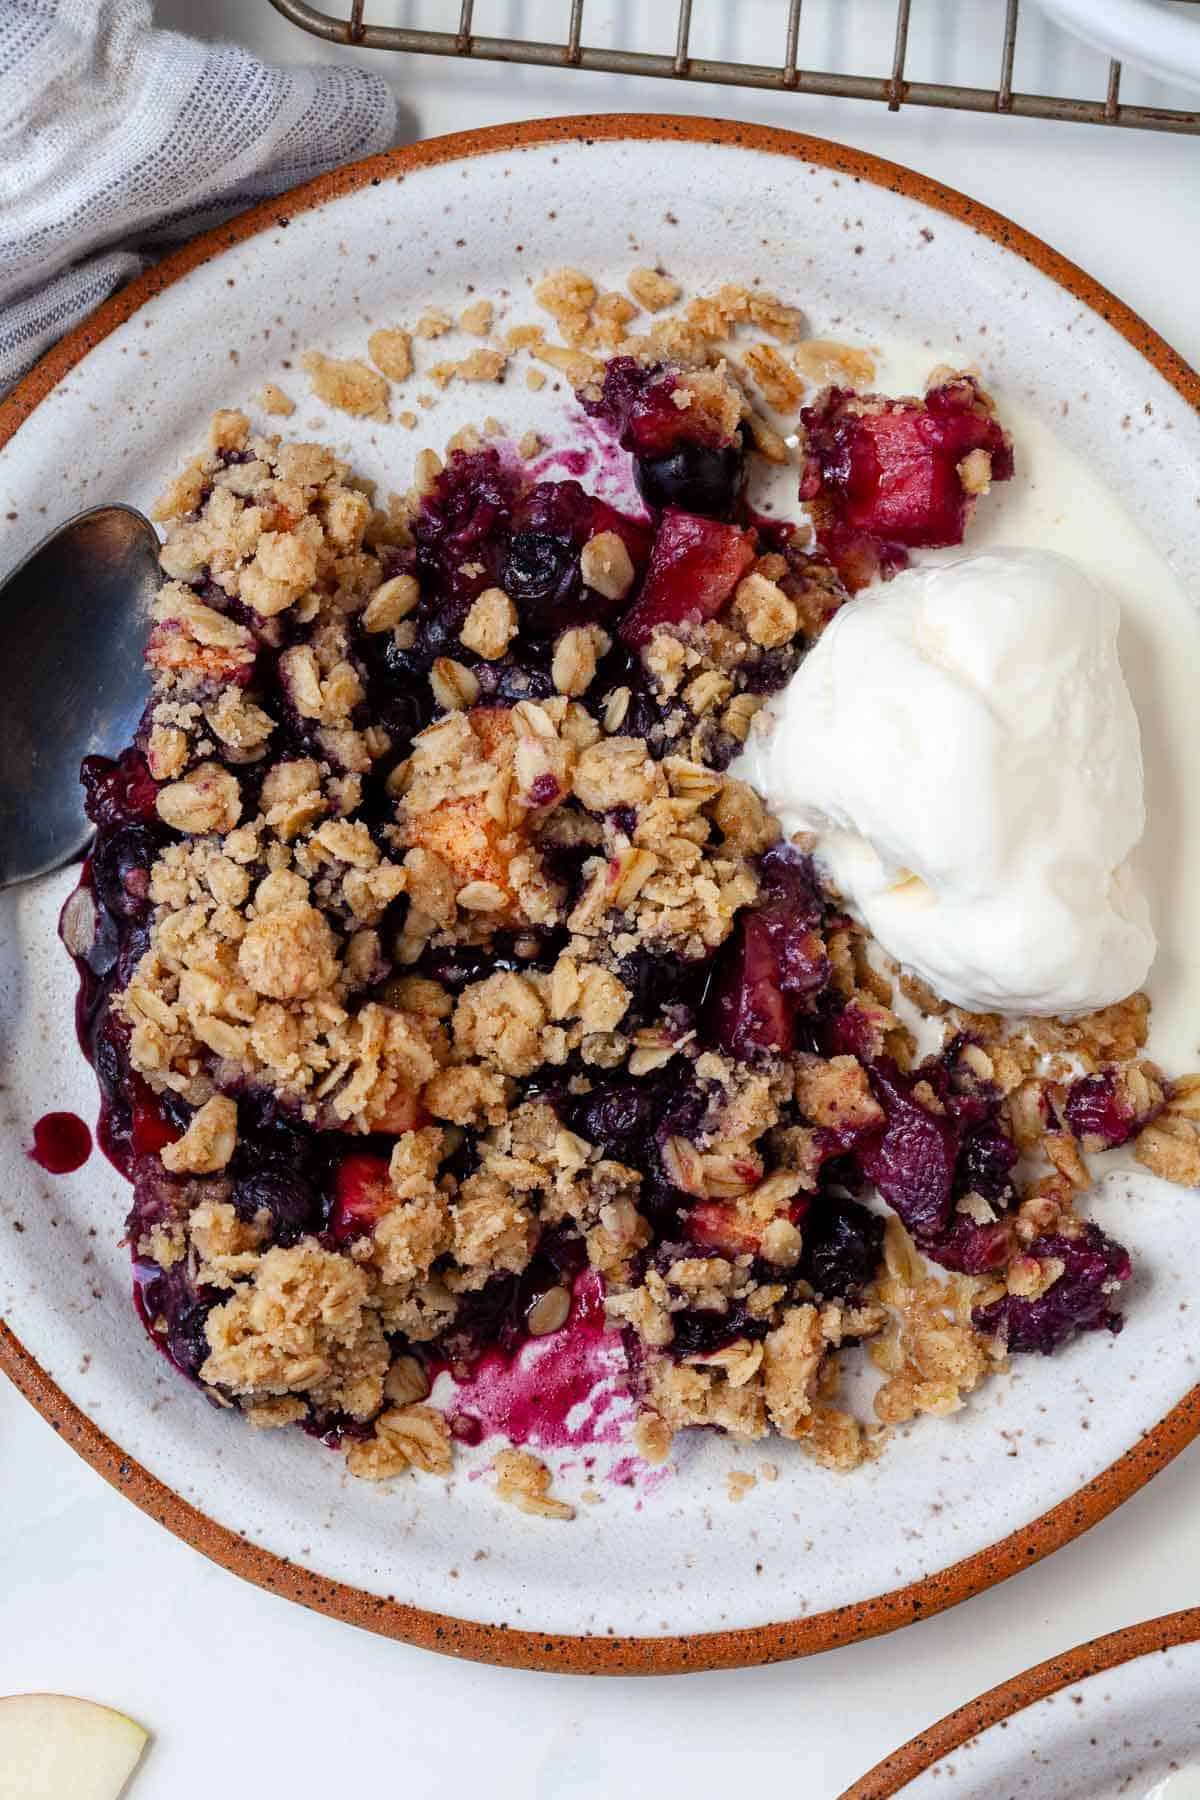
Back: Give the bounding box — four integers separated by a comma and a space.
70, 267, 1200, 1517
294, 262, 875, 471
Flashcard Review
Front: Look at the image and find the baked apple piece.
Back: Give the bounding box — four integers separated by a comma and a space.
799, 374, 1014, 588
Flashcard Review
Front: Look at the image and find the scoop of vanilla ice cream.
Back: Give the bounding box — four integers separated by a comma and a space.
739, 549, 1156, 1015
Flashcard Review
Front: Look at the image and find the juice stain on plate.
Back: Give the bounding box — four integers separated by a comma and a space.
530, 411, 651, 510
447, 1270, 639, 1451
27, 1111, 92, 1174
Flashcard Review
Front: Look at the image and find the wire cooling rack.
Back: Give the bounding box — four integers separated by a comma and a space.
268, 0, 1200, 134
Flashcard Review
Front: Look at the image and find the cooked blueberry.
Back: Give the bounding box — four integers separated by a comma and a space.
738, 642, 804, 696
165, 1298, 213, 1378
1063, 1069, 1163, 1149
617, 949, 707, 1021
445, 1268, 525, 1360
114, 917, 154, 990
670, 1302, 764, 1358
955, 1119, 1018, 1204
617, 682, 665, 746
502, 530, 581, 625
540, 1233, 588, 1282
90, 1011, 129, 1102
798, 1196, 884, 1300
413, 447, 517, 603
376, 689, 434, 751
635, 439, 745, 519
91, 824, 163, 920
973, 1223, 1131, 1353
416, 930, 562, 994
476, 659, 556, 705
377, 544, 416, 582
382, 596, 470, 677
80, 750, 160, 828
231, 1170, 318, 1245
568, 1079, 659, 1163
149, 1265, 215, 1380
757, 844, 825, 922
518, 478, 595, 543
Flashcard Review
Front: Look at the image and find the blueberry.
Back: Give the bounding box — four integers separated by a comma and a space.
231, 1170, 319, 1246
382, 597, 470, 678
417, 943, 503, 990
90, 1011, 128, 1102
617, 682, 665, 747
670, 1302, 763, 1358
635, 439, 746, 520
80, 750, 160, 828
166, 1302, 212, 1379
378, 544, 415, 582
377, 688, 434, 751
738, 642, 804, 695
798, 1196, 885, 1300
446, 1268, 524, 1359
413, 447, 517, 599
518, 479, 594, 543
568, 1079, 659, 1163
955, 1119, 1018, 1205
973, 1223, 1132, 1354
114, 917, 154, 989
91, 824, 162, 920
153, 1266, 215, 1380
502, 530, 581, 626
1063, 1070, 1156, 1149
475, 659, 556, 705
757, 845, 825, 923
637, 1181, 688, 1237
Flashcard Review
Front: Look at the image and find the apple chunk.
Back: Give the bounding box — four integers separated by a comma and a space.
0, 1694, 148, 1799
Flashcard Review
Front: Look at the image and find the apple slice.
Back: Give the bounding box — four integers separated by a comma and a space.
0, 1694, 148, 1799
330, 1151, 397, 1243
617, 509, 756, 647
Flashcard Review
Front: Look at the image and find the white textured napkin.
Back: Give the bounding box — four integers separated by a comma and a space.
0, 0, 398, 393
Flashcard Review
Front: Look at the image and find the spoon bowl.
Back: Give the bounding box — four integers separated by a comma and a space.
0, 505, 160, 889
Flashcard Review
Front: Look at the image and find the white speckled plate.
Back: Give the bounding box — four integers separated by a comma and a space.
2, 118, 1200, 1673
845, 1608, 1200, 1797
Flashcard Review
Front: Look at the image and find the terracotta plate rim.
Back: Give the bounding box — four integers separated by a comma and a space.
840, 1605, 1200, 1797
2, 113, 1199, 1676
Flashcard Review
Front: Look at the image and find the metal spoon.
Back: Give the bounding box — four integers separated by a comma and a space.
0, 506, 160, 890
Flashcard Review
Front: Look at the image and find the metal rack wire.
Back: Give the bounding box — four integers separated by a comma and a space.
268, 0, 1200, 134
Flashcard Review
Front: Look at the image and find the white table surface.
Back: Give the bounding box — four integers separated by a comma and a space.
5, 4, 1200, 1796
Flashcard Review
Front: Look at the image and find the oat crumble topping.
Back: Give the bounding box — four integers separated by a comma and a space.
66, 265, 1199, 1516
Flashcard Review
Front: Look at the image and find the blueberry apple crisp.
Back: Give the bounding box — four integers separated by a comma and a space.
62, 270, 1200, 1501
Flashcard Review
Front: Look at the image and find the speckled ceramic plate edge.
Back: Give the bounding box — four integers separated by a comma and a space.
2, 114, 1200, 1677
840, 1605, 1200, 1797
